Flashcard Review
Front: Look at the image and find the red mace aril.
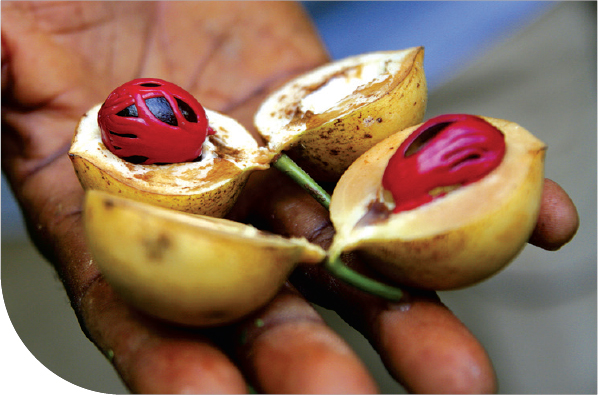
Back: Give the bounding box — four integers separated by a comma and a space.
382, 114, 506, 213
97, 78, 216, 165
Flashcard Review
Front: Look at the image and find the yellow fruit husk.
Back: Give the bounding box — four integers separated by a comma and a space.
329, 117, 546, 290
70, 104, 271, 217
255, 47, 427, 182
84, 190, 326, 326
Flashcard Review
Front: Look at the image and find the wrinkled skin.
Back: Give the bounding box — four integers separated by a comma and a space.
2, 2, 579, 393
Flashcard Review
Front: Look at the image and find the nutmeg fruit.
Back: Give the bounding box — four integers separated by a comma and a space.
329, 115, 546, 290
70, 103, 270, 217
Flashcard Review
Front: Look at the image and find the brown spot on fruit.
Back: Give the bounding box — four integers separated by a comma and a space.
143, 233, 172, 262
103, 199, 115, 210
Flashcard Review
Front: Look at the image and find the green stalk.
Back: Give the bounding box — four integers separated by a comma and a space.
325, 251, 404, 301
272, 154, 331, 209
273, 153, 404, 301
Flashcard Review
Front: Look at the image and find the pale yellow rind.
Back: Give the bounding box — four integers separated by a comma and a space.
70, 104, 271, 217
84, 190, 326, 326
330, 117, 546, 290
255, 47, 427, 181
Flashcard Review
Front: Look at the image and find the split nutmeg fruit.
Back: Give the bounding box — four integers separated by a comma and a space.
69, 78, 270, 218
84, 189, 325, 326
328, 114, 546, 290
256, 47, 427, 183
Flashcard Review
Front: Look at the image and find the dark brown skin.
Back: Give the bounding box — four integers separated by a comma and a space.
2, 2, 579, 393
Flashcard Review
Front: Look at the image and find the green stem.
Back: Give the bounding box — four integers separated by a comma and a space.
273, 153, 404, 301
273, 154, 331, 209
325, 252, 404, 301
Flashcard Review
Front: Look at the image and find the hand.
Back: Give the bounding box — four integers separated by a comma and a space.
2, 2, 579, 393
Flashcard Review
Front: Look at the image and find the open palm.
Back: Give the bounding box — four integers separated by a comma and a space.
2, 2, 578, 393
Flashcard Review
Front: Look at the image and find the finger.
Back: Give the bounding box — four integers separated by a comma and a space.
529, 178, 579, 251
290, 253, 497, 394
227, 168, 334, 240
368, 291, 497, 393
9, 155, 248, 393
225, 284, 379, 394
81, 277, 247, 394
242, 171, 497, 393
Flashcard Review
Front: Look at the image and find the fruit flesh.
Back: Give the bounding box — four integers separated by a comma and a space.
329, 116, 546, 290
255, 47, 427, 181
